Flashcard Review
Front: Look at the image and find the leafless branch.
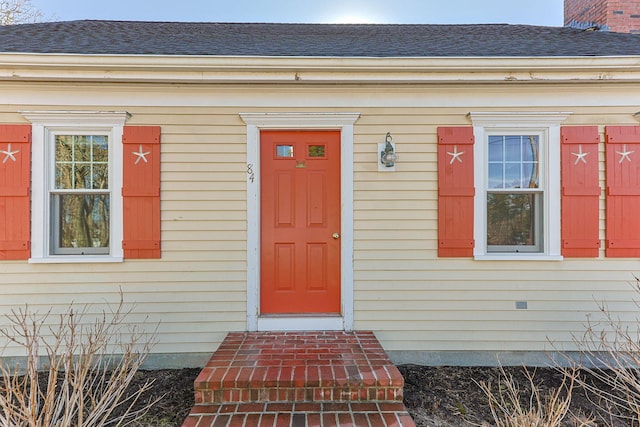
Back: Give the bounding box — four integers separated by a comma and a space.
0, 293, 160, 426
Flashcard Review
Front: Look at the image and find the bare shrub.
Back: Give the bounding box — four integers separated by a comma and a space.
569, 279, 640, 425
477, 365, 590, 427
0, 295, 159, 426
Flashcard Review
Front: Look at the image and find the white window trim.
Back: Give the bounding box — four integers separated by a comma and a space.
469, 112, 571, 261
21, 111, 130, 263
240, 112, 359, 332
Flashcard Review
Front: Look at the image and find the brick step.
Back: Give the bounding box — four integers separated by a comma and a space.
195, 379, 403, 404
182, 402, 416, 427
193, 331, 405, 404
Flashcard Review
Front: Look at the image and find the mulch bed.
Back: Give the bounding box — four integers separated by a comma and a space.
5, 366, 629, 426
127, 365, 628, 426
398, 365, 622, 427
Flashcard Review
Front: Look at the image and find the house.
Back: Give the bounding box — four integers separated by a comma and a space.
0, 17, 639, 369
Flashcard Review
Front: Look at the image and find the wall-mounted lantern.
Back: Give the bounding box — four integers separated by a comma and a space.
378, 132, 396, 171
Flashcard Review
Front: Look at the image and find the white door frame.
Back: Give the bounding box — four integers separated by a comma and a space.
240, 112, 359, 331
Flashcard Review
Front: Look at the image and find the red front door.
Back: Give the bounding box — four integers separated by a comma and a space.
260, 130, 341, 314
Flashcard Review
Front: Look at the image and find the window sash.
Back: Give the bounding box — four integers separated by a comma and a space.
488, 135, 540, 190
51, 193, 110, 255
50, 132, 112, 256
486, 190, 543, 253
485, 132, 545, 254
55, 134, 109, 190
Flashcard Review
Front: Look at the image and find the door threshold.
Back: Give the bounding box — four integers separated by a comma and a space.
257, 315, 344, 331
260, 313, 342, 318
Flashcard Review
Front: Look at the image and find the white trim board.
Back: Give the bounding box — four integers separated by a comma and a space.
240, 112, 360, 331
5, 84, 640, 110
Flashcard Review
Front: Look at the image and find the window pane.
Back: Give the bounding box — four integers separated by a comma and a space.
55, 164, 73, 189
74, 164, 91, 189
488, 136, 503, 161
488, 163, 504, 189
56, 136, 73, 162
308, 145, 325, 157
504, 163, 522, 188
92, 136, 109, 162
487, 192, 539, 247
276, 145, 294, 158
504, 136, 522, 161
523, 162, 539, 188
523, 136, 539, 162
93, 164, 109, 189
57, 194, 110, 249
75, 136, 92, 162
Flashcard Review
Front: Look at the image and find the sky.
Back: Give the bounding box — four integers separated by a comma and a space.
31, 0, 565, 26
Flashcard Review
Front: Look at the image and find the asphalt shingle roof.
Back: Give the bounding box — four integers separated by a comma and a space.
0, 20, 639, 57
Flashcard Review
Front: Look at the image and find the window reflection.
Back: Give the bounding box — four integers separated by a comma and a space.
487, 193, 539, 247
308, 145, 325, 157
276, 145, 294, 158
57, 194, 110, 249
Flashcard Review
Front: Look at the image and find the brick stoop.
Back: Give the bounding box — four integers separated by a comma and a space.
182, 331, 416, 427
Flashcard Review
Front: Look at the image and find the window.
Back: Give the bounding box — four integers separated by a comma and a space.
23, 111, 128, 263
470, 112, 570, 260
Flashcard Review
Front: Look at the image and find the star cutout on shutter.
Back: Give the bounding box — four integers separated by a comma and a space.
616, 144, 634, 164
447, 145, 464, 164
571, 144, 589, 165
132, 144, 151, 165
0, 143, 19, 164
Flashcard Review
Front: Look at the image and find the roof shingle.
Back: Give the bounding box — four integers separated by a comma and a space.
0, 20, 639, 57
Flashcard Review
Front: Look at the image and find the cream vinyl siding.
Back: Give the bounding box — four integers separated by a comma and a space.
0, 106, 248, 358
0, 81, 638, 362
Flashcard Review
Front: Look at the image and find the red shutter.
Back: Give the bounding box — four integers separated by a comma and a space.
560, 126, 601, 257
0, 125, 31, 260
122, 126, 161, 259
605, 126, 640, 257
437, 127, 474, 257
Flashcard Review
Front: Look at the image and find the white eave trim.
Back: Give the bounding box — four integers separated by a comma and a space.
21, 110, 130, 126
1, 54, 640, 84
240, 112, 361, 127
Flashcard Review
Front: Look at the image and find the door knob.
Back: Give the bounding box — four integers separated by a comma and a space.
332, 233, 340, 240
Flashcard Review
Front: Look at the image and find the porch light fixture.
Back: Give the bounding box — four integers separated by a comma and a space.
379, 132, 396, 171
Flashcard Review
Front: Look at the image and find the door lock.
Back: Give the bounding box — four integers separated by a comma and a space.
332, 233, 340, 240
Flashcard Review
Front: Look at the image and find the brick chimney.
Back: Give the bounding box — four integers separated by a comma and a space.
564, 0, 640, 33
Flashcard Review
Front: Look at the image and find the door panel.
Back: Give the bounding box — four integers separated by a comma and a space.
260, 130, 341, 314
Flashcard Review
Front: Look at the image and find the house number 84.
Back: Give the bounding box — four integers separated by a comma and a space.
247, 163, 255, 183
